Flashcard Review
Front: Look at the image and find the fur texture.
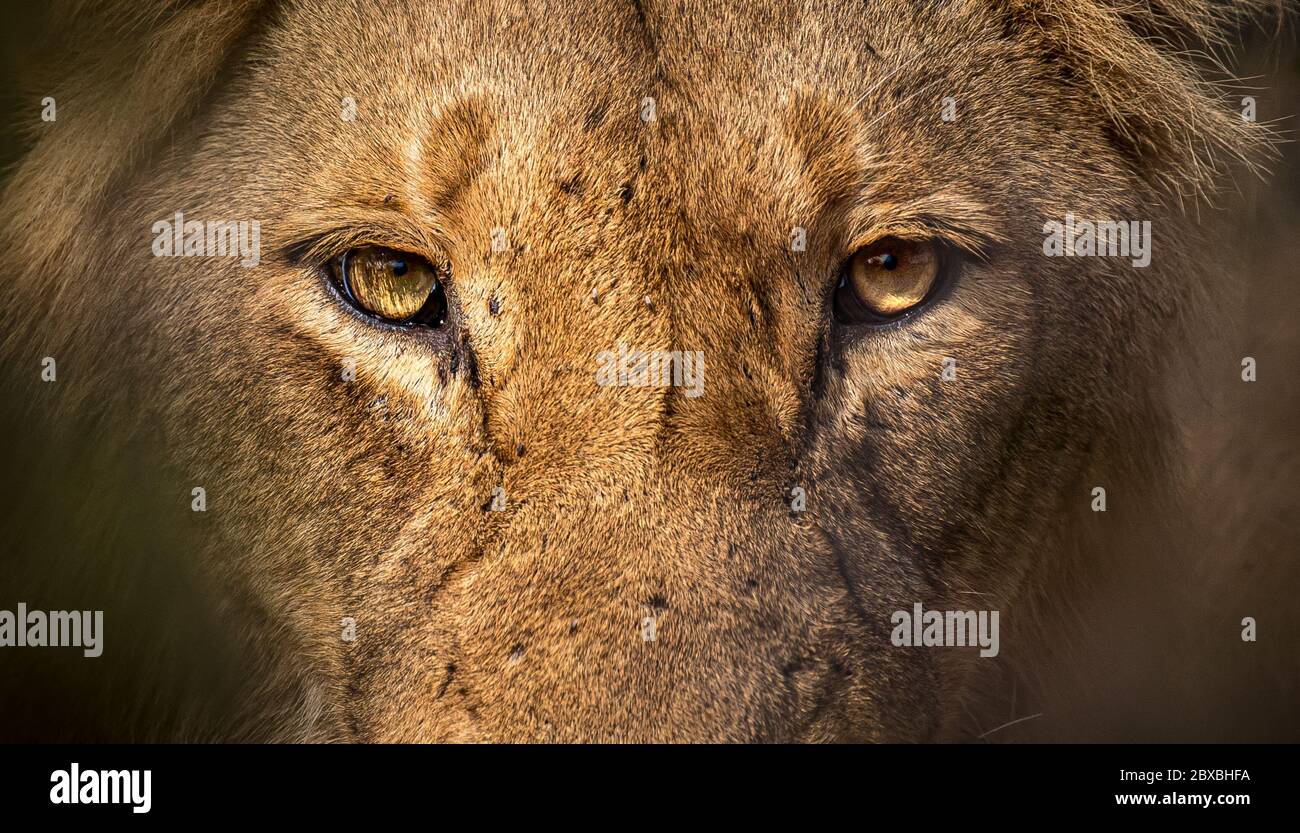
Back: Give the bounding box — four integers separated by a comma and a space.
0, 0, 1295, 741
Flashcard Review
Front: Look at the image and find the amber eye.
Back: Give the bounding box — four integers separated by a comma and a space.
331, 246, 448, 326
833, 237, 944, 324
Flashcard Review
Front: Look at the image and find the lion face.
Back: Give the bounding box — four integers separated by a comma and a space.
1, 0, 1269, 741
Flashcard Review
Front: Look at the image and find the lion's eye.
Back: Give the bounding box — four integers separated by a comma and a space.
833, 237, 944, 324
330, 246, 448, 326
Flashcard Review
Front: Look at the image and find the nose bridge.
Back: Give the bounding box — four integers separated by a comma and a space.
480, 212, 800, 477
655, 242, 812, 478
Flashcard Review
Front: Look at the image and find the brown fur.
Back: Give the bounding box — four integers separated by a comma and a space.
0, 0, 1295, 741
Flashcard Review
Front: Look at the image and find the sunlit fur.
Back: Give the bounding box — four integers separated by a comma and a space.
0, 0, 1294, 741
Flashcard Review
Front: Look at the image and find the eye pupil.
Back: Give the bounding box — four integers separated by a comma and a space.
390, 259, 408, 276
871, 252, 899, 270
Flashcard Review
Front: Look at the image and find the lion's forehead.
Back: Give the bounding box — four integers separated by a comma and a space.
224, 0, 1069, 281
249, 2, 1032, 168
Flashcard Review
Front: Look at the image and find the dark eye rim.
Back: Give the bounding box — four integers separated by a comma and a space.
831, 238, 960, 329
331, 246, 450, 328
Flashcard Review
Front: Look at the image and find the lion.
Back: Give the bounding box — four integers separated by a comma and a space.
0, 0, 1296, 742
